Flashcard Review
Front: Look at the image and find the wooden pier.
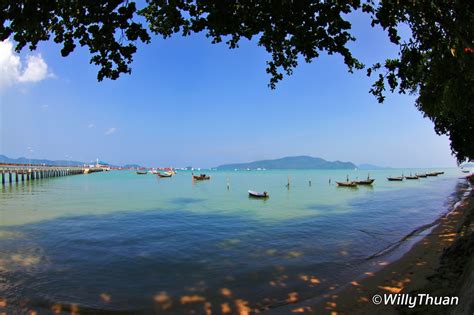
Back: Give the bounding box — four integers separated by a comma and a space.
0, 164, 104, 186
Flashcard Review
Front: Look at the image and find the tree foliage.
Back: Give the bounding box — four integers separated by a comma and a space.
366, 0, 474, 163
1, 0, 472, 161
1, 0, 150, 80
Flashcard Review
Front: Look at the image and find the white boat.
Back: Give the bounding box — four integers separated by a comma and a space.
248, 190, 269, 198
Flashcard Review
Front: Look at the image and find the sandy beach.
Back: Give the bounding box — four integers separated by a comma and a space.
269, 181, 473, 315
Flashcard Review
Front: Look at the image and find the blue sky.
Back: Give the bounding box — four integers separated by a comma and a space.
0, 10, 456, 168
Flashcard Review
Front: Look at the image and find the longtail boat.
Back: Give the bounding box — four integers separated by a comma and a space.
416, 173, 427, 178
136, 170, 148, 175
387, 176, 403, 181
355, 174, 375, 185
193, 174, 210, 180
336, 181, 358, 187
157, 172, 172, 178
405, 175, 418, 180
355, 179, 375, 185
426, 172, 439, 176
248, 190, 269, 198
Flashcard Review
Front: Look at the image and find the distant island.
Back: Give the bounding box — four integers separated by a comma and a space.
216, 156, 357, 170
1, 154, 390, 170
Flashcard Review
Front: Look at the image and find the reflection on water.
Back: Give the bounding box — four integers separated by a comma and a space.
0, 169, 464, 313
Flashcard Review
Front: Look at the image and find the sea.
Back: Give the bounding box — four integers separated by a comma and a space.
0, 168, 469, 314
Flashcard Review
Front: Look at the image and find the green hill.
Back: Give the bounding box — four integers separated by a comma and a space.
0, 154, 86, 166
217, 156, 356, 170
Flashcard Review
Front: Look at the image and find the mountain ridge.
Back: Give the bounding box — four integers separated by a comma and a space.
0, 154, 121, 167
0, 154, 87, 166
216, 155, 357, 170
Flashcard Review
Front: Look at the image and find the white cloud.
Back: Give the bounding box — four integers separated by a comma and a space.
0, 39, 20, 88
0, 38, 52, 89
105, 127, 117, 135
87, 123, 95, 128
18, 55, 48, 82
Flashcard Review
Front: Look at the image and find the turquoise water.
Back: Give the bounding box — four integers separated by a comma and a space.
0, 168, 467, 313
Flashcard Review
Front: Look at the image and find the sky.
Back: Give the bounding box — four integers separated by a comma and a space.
0, 10, 457, 168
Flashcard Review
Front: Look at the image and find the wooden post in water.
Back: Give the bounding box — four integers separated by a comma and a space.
15, 171, 18, 183
9, 172, 12, 184
1, 171, 5, 185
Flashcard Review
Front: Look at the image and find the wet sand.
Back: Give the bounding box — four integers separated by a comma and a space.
270, 183, 473, 315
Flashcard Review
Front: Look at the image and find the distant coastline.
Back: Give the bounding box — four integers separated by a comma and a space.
0, 154, 140, 169
217, 155, 378, 170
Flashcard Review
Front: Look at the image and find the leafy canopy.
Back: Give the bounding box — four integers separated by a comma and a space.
1, 0, 472, 161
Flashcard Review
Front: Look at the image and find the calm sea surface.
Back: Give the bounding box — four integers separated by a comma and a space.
0, 168, 467, 313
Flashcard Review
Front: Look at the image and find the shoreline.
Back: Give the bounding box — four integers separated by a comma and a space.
268, 179, 473, 314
